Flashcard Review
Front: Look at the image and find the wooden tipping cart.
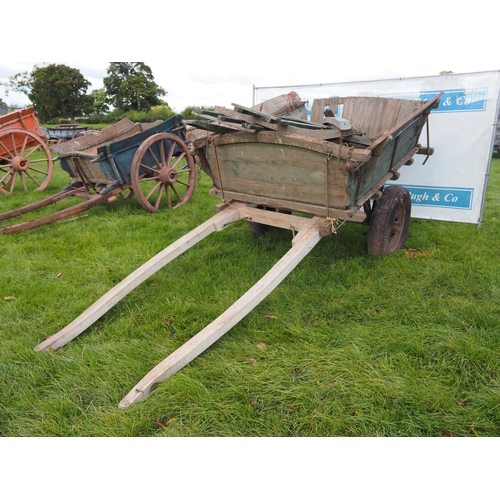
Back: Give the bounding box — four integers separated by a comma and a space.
34, 92, 441, 407
0, 107, 54, 194
0, 115, 196, 234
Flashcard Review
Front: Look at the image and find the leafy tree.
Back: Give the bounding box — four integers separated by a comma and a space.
7, 64, 91, 122
103, 62, 167, 112
88, 88, 110, 115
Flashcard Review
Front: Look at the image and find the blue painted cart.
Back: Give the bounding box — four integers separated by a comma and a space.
0, 115, 196, 234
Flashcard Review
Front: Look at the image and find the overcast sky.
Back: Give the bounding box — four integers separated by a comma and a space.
2, 0, 499, 113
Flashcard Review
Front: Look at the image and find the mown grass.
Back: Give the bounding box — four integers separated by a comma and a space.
1, 154, 499, 437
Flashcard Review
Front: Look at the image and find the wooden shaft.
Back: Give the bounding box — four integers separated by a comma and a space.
0, 188, 85, 222
34, 205, 243, 352
118, 217, 323, 407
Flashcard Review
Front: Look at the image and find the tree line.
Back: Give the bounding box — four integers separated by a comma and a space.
1, 62, 190, 123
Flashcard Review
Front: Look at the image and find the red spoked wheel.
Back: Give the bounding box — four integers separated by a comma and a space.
0, 129, 54, 194
130, 133, 196, 212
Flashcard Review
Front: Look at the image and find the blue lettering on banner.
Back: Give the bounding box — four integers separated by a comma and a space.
380, 88, 487, 113
400, 185, 474, 209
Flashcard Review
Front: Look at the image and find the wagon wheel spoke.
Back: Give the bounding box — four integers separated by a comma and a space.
146, 147, 162, 170
131, 132, 196, 213
22, 169, 43, 189
9, 133, 18, 156
165, 184, 172, 209
19, 134, 30, 156
0, 129, 54, 194
0, 138, 12, 157
138, 162, 160, 176
22, 161, 53, 175
19, 172, 29, 191
159, 140, 168, 168
145, 180, 162, 200
165, 141, 175, 166
155, 184, 165, 210
22, 143, 43, 158
0, 169, 13, 185
168, 183, 183, 203
170, 151, 187, 170
8, 171, 17, 193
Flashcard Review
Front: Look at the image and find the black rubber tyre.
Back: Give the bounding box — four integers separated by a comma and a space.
367, 186, 411, 256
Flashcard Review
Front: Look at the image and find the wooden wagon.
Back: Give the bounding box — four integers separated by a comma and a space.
0, 115, 196, 234
41, 124, 90, 142
34, 92, 442, 407
0, 107, 54, 194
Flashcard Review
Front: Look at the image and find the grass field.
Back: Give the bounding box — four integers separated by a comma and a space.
1, 148, 499, 437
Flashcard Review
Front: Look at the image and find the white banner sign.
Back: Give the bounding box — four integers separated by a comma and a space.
254, 71, 500, 224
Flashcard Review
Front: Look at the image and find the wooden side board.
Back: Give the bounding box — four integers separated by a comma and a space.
206, 132, 370, 211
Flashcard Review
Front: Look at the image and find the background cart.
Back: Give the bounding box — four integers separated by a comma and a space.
41, 124, 90, 142
0, 114, 196, 234
0, 107, 54, 194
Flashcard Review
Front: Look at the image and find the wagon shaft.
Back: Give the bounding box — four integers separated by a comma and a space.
34, 201, 336, 407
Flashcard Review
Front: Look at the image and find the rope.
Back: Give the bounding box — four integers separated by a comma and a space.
212, 139, 225, 202
325, 217, 346, 234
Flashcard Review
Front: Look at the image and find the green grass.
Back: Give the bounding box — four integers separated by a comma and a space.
1, 156, 499, 437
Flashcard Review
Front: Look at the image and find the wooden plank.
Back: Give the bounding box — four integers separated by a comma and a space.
184, 120, 250, 134
34, 204, 247, 352
232, 103, 282, 123
233, 102, 332, 130
368, 94, 441, 152
213, 106, 350, 138
218, 116, 268, 131
118, 216, 325, 407
236, 205, 315, 231
190, 106, 353, 140
310, 98, 344, 124
209, 188, 367, 222
251, 91, 306, 116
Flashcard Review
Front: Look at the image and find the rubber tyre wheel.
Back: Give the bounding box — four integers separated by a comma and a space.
367, 186, 411, 256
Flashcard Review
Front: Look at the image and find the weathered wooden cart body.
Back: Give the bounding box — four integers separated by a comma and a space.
34, 92, 442, 407
0, 106, 54, 194
197, 95, 439, 222
0, 115, 196, 234
51, 118, 160, 189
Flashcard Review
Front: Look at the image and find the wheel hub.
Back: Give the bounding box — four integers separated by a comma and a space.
12, 156, 29, 172
159, 167, 177, 185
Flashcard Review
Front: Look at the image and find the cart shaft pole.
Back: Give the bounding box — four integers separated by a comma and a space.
119, 216, 323, 407
34, 204, 244, 352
